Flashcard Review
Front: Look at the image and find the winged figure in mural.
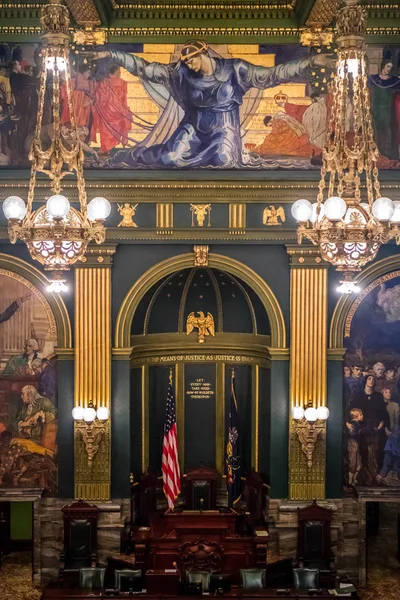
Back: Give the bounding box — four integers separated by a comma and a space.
186, 311, 215, 344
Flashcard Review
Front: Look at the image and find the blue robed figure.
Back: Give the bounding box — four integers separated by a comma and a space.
92, 41, 332, 169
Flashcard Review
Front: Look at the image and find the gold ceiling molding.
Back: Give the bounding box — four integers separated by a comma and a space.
107, 26, 300, 36
0, 253, 72, 349
306, 0, 341, 26
111, 1, 297, 8
115, 252, 287, 350
65, 0, 101, 26
329, 254, 400, 350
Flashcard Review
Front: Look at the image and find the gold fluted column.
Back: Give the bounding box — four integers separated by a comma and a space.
287, 247, 328, 500
74, 246, 116, 501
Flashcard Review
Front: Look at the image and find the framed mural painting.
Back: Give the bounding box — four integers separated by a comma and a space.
0, 271, 58, 494
1, 41, 400, 171
344, 272, 400, 489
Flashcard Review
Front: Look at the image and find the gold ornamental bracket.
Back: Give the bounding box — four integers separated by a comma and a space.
300, 27, 334, 47
194, 245, 209, 267
292, 403, 329, 468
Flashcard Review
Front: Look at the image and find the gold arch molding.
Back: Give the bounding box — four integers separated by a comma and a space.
115, 253, 286, 350
330, 255, 400, 350
0, 253, 72, 349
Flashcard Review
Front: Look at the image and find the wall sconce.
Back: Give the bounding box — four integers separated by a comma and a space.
72, 400, 110, 466
292, 402, 330, 467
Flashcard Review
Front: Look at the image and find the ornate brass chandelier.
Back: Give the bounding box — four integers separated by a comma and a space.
2, 0, 111, 293
291, 0, 400, 293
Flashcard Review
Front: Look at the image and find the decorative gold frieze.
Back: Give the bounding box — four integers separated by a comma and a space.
194, 245, 209, 267
263, 205, 285, 226
293, 416, 326, 468
300, 27, 334, 46
156, 202, 173, 233
289, 263, 328, 500
186, 311, 215, 343
117, 203, 139, 228
191, 204, 212, 227
74, 266, 112, 500
73, 27, 107, 46
229, 203, 246, 232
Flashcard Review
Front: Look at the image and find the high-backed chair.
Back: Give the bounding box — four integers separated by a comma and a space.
79, 567, 105, 589
294, 500, 336, 588
240, 568, 266, 589
115, 569, 142, 592
59, 500, 99, 585
184, 465, 218, 510
293, 568, 319, 589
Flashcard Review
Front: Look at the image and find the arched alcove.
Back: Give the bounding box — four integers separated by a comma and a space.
114, 253, 285, 486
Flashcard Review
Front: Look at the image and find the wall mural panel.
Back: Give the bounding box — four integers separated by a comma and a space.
1, 42, 400, 170
0, 271, 58, 494
344, 272, 400, 489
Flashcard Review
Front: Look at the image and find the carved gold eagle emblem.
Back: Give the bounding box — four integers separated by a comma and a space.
186, 311, 215, 343
263, 205, 286, 226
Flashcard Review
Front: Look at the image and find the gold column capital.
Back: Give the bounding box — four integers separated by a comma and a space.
77, 244, 117, 268
112, 347, 133, 360
55, 347, 75, 360
286, 245, 328, 268
267, 347, 290, 361
327, 348, 346, 361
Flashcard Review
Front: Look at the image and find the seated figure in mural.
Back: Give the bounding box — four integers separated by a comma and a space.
2, 337, 42, 377
369, 59, 400, 161
13, 384, 57, 446
86, 41, 334, 168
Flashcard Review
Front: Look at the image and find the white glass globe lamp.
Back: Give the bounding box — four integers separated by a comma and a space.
83, 406, 97, 423
46, 194, 70, 219
72, 406, 85, 420
292, 406, 305, 420
316, 406, 330, 421
304, 406, 318, 422
372, 197, 395, 221
87, 197, 112, 221
390, 201, 400, 223
324, 196, 347, 221
3, 196, 27, 220
291, 199, 313, 223
96, 406, 110, 421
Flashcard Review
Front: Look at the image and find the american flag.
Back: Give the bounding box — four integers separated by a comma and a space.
162, 372, 181, 510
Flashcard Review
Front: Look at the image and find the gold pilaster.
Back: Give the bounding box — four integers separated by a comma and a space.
74, 248, 114, 500
141, 364, 149, 472
216, 362, 226, 474
287, 246, 328, 500
156, 202, 173, 234
251, 364, 259, 471
229, 203, 246, 234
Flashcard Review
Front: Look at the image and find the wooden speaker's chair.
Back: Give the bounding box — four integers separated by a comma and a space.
294, 500, 336, 588
184, 465, 218, 510
59, 500, 99, 586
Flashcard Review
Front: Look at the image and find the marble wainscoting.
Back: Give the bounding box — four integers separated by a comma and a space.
39, 498, 130, 585
267, 498, 361, 584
